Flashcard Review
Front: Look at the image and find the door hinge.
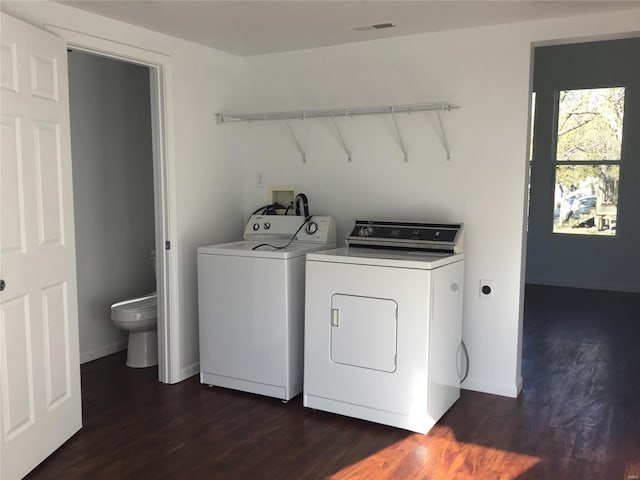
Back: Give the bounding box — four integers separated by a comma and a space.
165, 241, 171, 250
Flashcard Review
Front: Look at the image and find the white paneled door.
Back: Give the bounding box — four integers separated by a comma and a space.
0, 12, 82, 479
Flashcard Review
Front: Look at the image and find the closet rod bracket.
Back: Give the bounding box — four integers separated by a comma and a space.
282, 116, 306, 163
436, 110, 452, 161
330, 114, 351, 162
390, 107, 409, 162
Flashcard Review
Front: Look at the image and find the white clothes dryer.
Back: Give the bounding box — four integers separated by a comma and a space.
303, 220, 464, 433
198, 215, 335, 401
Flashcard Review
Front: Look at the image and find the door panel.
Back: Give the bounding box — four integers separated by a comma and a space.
33, 121, 65, 246
330, 294, 397, 372
30, 53, 59, 101
1, 115, 26, 255
1, 12, 82, 479
42, 282, 71, 408
1, 42, 18, 91
1, 295, 35, 439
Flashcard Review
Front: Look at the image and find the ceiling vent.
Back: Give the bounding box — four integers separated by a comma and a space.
353, 22, 396, 32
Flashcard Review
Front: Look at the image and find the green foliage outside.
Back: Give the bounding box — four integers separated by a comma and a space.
555, 87, 624, 190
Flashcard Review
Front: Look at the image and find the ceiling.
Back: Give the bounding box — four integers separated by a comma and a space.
60, 1, 640, 56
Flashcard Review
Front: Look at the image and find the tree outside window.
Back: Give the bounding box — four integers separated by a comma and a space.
553, 87, 625, 235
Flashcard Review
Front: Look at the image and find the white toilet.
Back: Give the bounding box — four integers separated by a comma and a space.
111, 293, 158, 368
110, 251, 158, 368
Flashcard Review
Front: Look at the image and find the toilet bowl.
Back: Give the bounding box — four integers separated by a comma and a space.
111, 293, 158, 368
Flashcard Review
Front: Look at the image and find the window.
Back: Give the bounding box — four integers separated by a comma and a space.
552, 87, 625, 236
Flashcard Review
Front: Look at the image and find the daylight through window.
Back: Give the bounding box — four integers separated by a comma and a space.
552, 87, 625, 236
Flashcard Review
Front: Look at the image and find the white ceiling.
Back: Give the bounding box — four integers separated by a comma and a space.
60, 1, 640, 56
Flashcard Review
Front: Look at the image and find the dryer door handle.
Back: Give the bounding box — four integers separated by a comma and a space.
331, 308, 340, 327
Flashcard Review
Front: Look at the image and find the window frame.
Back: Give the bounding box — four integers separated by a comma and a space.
549, 85, 627, 237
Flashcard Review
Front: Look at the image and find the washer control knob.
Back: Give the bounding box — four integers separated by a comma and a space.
264, 222, 271, 230
305, 221, 318, 235
252, 223, 260, 231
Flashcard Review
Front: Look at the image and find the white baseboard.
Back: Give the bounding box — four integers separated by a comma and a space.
462, 376, 521, 398
526, 279, 640, 293
80, 339, 128, 364
176, 361, 199, 383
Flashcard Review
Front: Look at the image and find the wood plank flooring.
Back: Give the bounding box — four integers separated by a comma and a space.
26, 285, 640, 479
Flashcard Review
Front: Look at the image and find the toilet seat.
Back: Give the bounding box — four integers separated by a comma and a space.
111, 293, 157, 323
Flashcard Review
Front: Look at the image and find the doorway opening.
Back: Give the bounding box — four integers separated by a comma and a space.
526, 36, 640, 292
520, 37, 640, 475
46, 24, 178, 384
67, 50, 159, 371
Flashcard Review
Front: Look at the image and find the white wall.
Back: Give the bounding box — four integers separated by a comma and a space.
225, 9, 640, 396
3, 0, 638, 392
1, 0, 245, 381
68, 51, 156, 363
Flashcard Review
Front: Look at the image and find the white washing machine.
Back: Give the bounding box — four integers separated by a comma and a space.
303, 220, 464, 434
198, 214, 335, 401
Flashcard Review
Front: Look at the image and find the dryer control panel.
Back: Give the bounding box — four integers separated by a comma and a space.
346, 219, 463, 254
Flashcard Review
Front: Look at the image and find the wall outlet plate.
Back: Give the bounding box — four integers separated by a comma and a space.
479, 279, 494, 300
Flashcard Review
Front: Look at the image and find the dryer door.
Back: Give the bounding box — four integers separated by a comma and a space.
330, 294, 397, 372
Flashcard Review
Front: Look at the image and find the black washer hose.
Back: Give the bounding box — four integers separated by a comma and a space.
294, 193, 310, 218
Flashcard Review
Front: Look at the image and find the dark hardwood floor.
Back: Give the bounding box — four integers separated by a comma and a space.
27, 285, 640, 479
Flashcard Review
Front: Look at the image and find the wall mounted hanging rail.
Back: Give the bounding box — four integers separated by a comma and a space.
216, 102, 459, 162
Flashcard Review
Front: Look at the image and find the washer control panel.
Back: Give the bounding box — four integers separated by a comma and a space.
244, 215, 336, 245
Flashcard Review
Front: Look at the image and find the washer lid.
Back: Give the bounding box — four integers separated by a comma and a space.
306, 247, 463, 269
197, 240, 336, 259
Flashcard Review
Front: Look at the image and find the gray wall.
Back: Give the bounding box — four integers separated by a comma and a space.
526, 38, 640, 293
68, 51, 156, 363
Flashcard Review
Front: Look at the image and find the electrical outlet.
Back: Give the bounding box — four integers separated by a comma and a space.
479, 279, 494, 300
256, 172, 265, 188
